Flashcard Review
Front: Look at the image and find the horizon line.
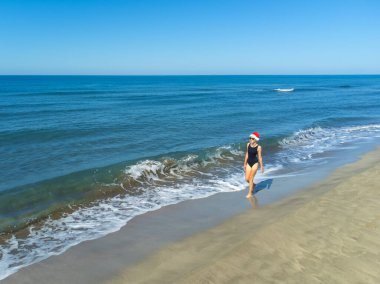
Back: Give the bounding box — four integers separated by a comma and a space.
0, 73, 379, 76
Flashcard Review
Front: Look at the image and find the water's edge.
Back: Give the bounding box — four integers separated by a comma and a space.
1, 140, 379, 282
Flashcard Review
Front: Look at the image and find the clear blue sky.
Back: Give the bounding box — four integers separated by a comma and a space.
1, 0, 379, 75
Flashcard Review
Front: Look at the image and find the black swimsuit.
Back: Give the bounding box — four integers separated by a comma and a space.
247, 144, 259, 167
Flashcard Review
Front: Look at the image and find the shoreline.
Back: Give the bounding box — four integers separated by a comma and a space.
104, 146, 380, 283
2, 145, 380, 283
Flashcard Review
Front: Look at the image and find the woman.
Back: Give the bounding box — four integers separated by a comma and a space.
244, 132, 264, 198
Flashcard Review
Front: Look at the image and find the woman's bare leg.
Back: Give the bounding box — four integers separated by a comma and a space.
245, 164, 252, 183
246, 163, 258, 198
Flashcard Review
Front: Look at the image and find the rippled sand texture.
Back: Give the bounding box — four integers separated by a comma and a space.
105, 147, 380, 284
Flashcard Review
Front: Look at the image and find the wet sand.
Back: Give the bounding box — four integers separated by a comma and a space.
104, 147, 380, 284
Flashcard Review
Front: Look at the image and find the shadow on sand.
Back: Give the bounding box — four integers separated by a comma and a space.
247, 179, 273, 208
254, 179, 273, 194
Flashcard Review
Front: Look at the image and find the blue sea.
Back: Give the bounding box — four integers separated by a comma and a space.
1, 75, 380, 278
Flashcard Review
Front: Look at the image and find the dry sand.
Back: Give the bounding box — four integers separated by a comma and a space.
104, 147, 380, 284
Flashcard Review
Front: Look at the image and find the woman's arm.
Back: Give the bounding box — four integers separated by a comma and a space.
244, 143, 249, 170
258, 146, 264, 173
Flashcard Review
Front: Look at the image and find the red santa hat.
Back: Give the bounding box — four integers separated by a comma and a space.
249, 132, 260, 141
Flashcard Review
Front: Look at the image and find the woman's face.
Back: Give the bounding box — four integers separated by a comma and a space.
250, 137, 256, 143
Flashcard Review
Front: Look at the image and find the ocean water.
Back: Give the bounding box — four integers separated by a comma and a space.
1, 75, 380, 278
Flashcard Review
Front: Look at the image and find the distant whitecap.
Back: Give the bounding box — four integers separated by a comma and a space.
274, 88, 294, 92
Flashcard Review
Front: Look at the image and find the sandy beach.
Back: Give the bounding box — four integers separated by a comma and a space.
104, 147, 380, 284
